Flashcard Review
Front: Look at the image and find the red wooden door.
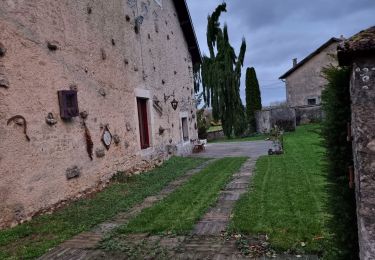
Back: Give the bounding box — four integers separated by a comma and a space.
137, 98, 150, 149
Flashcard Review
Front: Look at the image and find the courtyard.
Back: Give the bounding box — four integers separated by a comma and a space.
0, 125, 351, 259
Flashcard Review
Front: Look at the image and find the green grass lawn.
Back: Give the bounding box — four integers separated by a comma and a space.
113, 157, 247, 235
207, 125, 223, 133
230, 125, 333, 256
0, 157, 207, 259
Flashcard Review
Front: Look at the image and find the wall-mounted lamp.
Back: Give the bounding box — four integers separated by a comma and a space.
164, 90, 175, 103
171, 98, 178, 110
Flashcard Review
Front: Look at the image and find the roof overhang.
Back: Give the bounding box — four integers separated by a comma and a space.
173, 0, 202, 65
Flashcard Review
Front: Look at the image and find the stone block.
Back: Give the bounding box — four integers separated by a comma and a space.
66, 166, 80, 179
0, 42, 6, 57
95, 148, 105, 158
0, 75, 9, 88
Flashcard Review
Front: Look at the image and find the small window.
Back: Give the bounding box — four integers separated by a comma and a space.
137, 97, 150, 149
182, 117, 189, 142
58, 90, 79, 119
307, 98, 317, 105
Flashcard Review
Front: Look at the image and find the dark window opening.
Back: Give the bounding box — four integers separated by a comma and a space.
137, 98, 150, 149
182, 117, 189, 142
58, 90, 79, 119
66, 94, 75, 107
307, 98, 317, 105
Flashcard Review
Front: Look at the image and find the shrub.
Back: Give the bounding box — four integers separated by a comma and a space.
197, 109, 209, 139
274, 119, 295, 132
321, 65, 358, 259
321, 66, 352, 177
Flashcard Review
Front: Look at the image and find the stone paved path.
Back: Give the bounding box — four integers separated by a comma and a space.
192, 157, 256, 236
39, 159, 215, 260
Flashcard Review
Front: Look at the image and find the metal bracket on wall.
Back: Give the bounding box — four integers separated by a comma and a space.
7, 115, 30, 141
153, 96, 163, 116
164, 90, 175, 103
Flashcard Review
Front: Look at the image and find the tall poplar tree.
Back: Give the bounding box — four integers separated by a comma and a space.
245, 67, 262, 132
201, 3, 247, 138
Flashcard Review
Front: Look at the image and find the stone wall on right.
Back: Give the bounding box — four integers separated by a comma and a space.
338, 25, 375, 259
350, 57, 375, 260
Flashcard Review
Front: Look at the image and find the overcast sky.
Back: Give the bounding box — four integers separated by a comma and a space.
185, 0, 375, 106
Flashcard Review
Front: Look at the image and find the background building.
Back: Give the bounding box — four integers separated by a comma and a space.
280, 37, 342, 108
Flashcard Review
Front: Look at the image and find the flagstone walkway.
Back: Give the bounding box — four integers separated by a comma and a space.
192, 157, 256, 236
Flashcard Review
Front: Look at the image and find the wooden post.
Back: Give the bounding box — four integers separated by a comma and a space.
348, 166, 354, 189
347, 122, 353, 142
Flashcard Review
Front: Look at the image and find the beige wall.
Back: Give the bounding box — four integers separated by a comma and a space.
0, 0, 198, 228
285, 42, 339, 107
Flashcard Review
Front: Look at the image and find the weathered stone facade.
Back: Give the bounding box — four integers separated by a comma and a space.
206, 130, 224, 141
280, 38, 341, 108
0, 0, 199, 228
338, 26, 375, 260
255, 107, 296, 133
350, 59, 375, 260
295, 105, 323, 125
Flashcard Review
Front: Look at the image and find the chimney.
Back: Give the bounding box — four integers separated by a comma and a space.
292, 58, 297, 67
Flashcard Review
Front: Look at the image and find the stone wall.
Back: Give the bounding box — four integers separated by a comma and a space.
284, 42, 339, 107
295, 105, 323, 125
255, 107, 296, 133
0, 0, 198, 228
255, 110, 271, 133
350, 58, 375, 259
207, 130, 224, 141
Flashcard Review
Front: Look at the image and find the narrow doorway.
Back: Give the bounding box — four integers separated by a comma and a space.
137, 97, 150, 149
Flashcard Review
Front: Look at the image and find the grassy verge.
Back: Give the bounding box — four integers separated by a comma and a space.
0, 157, 207, 259
209, 133, 268, 143
112, 157, 247, 235
230, 125, 333, 256
207, 125, 223, 133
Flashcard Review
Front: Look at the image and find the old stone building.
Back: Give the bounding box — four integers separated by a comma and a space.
338, 26, 375, 260
280, 37, 342, 108
279, 38, 344, 125
0, 0, 201, 228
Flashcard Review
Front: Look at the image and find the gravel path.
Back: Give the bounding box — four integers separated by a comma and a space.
189, 140, 272, 158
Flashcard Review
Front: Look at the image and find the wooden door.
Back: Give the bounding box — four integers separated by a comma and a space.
137, 98, 150, 149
